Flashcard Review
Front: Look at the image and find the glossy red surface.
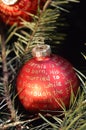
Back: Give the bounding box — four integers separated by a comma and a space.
16, 54, 79, 112
0, 0, 46, 25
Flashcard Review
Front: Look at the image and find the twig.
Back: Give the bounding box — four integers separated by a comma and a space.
43, 0, 52, 12
0, 24, 22, 129
0, 116, 40, 130
0, 120, 24, 130
25, 0, 52, 52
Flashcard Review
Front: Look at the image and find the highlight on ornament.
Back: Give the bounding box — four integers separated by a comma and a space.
0, 0, 46, 25
2, 0, 18, 5
16, 44, 79, 113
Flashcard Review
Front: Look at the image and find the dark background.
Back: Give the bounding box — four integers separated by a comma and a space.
59, 0, 86, 74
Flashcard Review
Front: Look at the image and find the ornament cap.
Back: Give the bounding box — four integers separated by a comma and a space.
2, 0, 18, 5
32, 44, 51, 58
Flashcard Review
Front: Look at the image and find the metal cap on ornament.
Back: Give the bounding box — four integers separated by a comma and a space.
2, 0, 18, 5
32, 44, 51, 61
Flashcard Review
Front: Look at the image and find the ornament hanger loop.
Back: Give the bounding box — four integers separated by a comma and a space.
2, 0, 18, 5
32, 44, 51, 58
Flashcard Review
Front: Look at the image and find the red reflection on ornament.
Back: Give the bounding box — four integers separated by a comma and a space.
0, 0, 46, 25
16, 54, 79, 112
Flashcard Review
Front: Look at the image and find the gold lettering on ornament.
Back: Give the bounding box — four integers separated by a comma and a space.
26, 75, 50, 81
50, 70, 59, 74
31, 69, 47, 75
55, 82, 62, 87
53, 75, 60, 80
30, 91, 52, 97
53, 90, 63, 94
47, 83, 53, 88
41, 76, 50, 81
28, 62, 46, 69
32, 91, 42, 97
49, 64, 55, 68
45, 81, 62, 88
27, 81, 62, 89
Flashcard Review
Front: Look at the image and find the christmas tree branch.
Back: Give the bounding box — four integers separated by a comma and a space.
1, 31, 13, 119
14, 0, 75, 61
0, 27, 22, 129
0, 115, 41, 129
14, 0, 64, 60
25, 0, 52, 52
43, 0, 52, 12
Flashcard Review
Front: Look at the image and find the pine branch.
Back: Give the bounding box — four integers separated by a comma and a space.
25, 0, 52, 52
61, 92, 86, 130
0, 116, 40, 130
13, 0, 79, 62
0, 26, 22, 130
1, 30, 14, 120
13, 0, 69, 61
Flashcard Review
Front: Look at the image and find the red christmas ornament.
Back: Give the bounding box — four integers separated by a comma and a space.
16, 44, 79, 112
0, 0, 46, 25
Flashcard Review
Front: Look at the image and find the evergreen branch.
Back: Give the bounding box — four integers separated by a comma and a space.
43, 0, 52, 12
74, 68, 86, 92
14, 0, 68, 60
68, 0, 79, 2
1, 30, 12, 116
0, 120, 28, 130
25, 0, 52, 52
5, 24, 17, 44
65, 112, 86, 130
74, 68, 86, 80
60, 90, 86, 130
39, 113, 58, 129
76, 121, 86, 130
0, 27, 22, 130
0, 116, 40, 130
81, 52, 86, 60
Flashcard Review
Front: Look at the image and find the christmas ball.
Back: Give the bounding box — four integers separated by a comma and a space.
0, 0, 46, 25
16, 44, 79, 112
